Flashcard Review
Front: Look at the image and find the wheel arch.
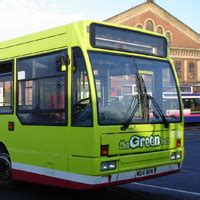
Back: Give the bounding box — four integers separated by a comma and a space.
0, 142, 12, 182
0, 142, 10, 156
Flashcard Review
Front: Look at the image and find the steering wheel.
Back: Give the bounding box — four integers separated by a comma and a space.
72, 97, 90, 114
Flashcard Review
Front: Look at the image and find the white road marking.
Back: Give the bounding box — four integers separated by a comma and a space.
132, 182, 200, 196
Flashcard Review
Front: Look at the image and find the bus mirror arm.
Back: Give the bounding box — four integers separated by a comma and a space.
56, 55, 70, 72
72, 66, 77, 73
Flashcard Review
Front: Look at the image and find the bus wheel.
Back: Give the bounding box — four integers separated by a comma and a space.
0, 154, 12, 182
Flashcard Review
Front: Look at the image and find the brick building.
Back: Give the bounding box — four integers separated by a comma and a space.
106, 0, 200, 92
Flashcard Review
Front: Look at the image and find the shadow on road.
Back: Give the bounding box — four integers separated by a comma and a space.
0, 181, 185, 200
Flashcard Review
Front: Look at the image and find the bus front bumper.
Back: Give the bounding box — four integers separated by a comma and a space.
12, 162, 181, 190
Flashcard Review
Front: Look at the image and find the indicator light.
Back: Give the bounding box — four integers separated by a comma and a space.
8, 122, 14, 131
176, 139, 181, 147
101, 145, 109, 156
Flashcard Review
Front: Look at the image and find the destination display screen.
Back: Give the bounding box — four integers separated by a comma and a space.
90, 24, 167, 57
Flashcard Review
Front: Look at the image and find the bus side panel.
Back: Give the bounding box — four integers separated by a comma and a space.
10, 119, 69, 179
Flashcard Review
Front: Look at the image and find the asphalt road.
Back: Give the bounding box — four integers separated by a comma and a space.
0, 125, 200, 200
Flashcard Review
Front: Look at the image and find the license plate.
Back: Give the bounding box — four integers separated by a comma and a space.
136, 168, 156, 178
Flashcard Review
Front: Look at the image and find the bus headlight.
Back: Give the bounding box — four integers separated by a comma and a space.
101, 161, 116, 171
170, 151, 182, 160
170, 152, 176, 160
108, 161, 116, 170
176, 152, 181, 159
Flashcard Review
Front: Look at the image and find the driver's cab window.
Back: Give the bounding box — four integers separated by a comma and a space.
71, 47, 92, 126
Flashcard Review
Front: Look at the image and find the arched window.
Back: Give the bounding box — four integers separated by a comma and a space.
156, 26, 164, 34
136, 24, 143, 29
145, 20, 154, 31
165, 32, 172, 44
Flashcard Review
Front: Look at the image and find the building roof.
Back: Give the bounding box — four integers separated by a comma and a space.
106, 1, 200, 44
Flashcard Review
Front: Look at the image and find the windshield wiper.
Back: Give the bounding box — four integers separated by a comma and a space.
121, 95, 140, 131
121, 71, 149, 131
121, 59, 169, 130
148, 95, 169, 128
139, 74, 150, 120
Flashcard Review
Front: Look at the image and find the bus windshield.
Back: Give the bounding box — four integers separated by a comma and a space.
89, 52, 181, 125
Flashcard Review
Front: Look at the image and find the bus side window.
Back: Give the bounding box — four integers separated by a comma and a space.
0, 61, 13, 114
194, 99, 200, 113
17, 50, 67, 125
71, 47, 92, 127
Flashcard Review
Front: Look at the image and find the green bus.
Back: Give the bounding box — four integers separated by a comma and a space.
0, 20, 184, 189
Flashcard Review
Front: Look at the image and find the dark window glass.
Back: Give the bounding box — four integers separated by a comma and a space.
0, 62, 13, 114
89, 52, 181, 125
157, 27, 163, 34
175, 61, 182, 81
17, 50, 67, 125
71, 48, 92, 126
146, 20, 154, 31
183, 98, 200, 114
136, 24, 143, 29
180, 86, 193, 93
193, 98, 200, 114
188, 62, 195, 79
90, 24, 167, 57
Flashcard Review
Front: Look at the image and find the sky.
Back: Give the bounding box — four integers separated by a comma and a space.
0, 0, 199, 41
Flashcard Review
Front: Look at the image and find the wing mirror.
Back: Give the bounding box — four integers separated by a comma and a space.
56, 55, 70, 72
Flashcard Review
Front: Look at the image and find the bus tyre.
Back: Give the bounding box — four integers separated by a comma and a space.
0, 154, 12, 182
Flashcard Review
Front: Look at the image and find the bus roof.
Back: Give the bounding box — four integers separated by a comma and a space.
0, 22, 70, 60
0, 20, 168, 60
